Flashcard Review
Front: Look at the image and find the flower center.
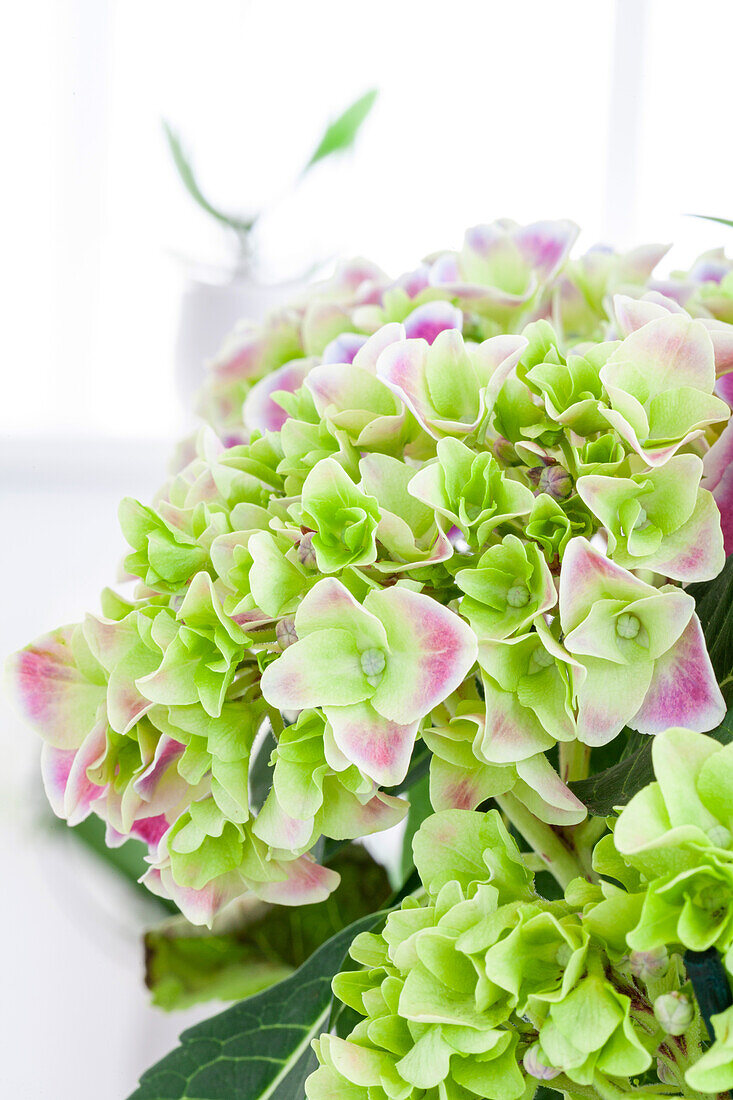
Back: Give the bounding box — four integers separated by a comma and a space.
616, 612, 641, 639
507, 583, 530, 608
360, 648, 386, 685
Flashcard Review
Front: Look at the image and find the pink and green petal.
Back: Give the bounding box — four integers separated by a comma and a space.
6, 626, 106, 750
260, 628, 371, 711
255, 855, 340, 906
61, 721, 110, 825
318, 780, 408, 839
573, 656, 654, 746
479, 676, 556, 763
295, 578, 388, 650
403, 300, 463, 342
629, 616, 725, 735
243, 357, 315, 434
325, 700, 419, 786
514, 754, 587, 826
704, 420, 733, 556
365, 585, 478, 725
321, 332, 368, 365
559, 537, 652, 634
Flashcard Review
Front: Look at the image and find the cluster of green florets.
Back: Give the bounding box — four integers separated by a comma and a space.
306, 798, 712, 1099
309, 731, 733, 1098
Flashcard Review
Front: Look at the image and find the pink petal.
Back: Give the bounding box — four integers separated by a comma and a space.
208, 322, 263, 381
329, 256, 387, 297
703, 421, 733, 556
514, 219, 580, 280
365, 586, 478, 725
614, 293, 733, 376
253, 791, 314, 850
326, 700, 419, 786
40, 745, 77, 818
574, 657, 654, 747
605, 313, 716, 394
141, 864, 244, 928
352, 322, 406, 373
129, 813, 170, 851
428, 252, 461, 285
255, 855, 340, 905
403, 301, 463, 343
473, 334, 528, 412
430, 758, 512, 811
376, 338, 437, 431
393, 264, 431, 298
559, 537, 651, 634
322, 332, 367, 365
717, 370, 733, 406
6, 627, 105, 750
630, 615, 725, 735
242, 358, 314, 433
295, 577, 387, 647
63, 721, 108, 825
133, 735, 186, 804
479, 680, 556, 762
613, 292, 685, 336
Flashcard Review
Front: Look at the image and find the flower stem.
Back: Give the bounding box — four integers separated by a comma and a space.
560, 739, 591, 783
495, 792, 585, 888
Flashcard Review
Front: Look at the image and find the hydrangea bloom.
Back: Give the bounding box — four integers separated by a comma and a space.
7, 219, 733, 934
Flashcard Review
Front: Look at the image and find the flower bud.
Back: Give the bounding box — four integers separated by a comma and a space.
538, 464, 573, 501
654, 991, 694, 1036
492, 436, 519, 466
523, 1043, 561, 1080
656, 1057, 677, 1086
629, 946, 669, 982
276, 618, 298, 650
297, 532, 317, 570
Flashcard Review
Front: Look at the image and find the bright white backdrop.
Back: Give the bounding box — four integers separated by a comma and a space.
2, 2, 733, 1097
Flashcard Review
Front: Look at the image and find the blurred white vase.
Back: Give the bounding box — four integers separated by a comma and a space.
174, 264, 305, 414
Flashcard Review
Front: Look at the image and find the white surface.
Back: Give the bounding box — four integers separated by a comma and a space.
0, 441, 214, 1100
6, 0, 733, 446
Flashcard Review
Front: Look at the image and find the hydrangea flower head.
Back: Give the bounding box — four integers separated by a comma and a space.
6, 218, 732, 934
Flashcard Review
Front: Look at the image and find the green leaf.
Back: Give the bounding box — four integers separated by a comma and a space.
163, 121, 256, 238
399, 773, 432, 883
145, 845, 391, 1011
303, 89, 378, 173
248, 727, 277, 813
128, 908, 390, 1100
688, 553, 733, 704
571, 714, 733, 816
569, 739, 655, 817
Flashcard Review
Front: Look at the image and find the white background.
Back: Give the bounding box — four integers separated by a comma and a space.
2, 1, 733, 1096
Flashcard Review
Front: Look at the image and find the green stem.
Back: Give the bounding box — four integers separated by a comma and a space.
495, 792, 584, 889
560, 739, 591, 783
